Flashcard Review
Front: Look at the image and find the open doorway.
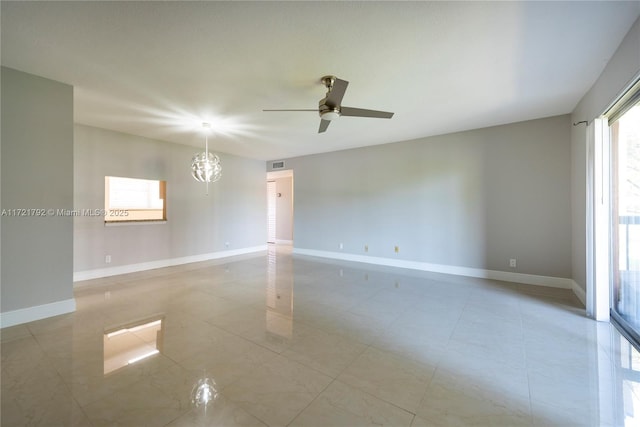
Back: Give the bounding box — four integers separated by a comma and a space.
267, 170, 294, 245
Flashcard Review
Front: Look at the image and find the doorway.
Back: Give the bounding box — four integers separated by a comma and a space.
267, 170, 294, 245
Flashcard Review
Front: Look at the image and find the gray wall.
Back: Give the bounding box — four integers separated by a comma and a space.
570, 122, 588, 291
1, 67, 74, 312
74, 124, 266, 272
571, 16, 640, 294
272, 115, 572, 278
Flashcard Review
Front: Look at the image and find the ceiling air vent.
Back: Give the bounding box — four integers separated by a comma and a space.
272, 161, 285, 170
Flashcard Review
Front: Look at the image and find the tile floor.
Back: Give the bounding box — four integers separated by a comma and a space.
2, 245, 640, 426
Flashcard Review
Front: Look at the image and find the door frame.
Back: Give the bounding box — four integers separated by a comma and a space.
267, 169, 294, 244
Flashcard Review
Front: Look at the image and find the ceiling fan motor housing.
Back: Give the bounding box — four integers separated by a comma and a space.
319, 76, 341, 120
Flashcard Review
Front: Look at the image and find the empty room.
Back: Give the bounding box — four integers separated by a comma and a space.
2, 1, 640, 426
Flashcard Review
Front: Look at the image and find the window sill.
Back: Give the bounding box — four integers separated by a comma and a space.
105, 220, 167, 227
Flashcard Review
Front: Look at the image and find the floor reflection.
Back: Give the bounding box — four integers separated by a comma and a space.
191, 376, 219, 408
266, 244, 294, 339
614, 333, 640, 425
103, 315, 164, 375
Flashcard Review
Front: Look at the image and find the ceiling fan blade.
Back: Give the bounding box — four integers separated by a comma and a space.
263, 109, 318, 112
325, 78, 349, 107
318, 119, 331, 133
340, 107, 394, 119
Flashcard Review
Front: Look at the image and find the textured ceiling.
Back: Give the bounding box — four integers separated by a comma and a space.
2, 1, 639, 161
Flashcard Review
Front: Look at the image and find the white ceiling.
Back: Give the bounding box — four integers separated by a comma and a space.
2, 1, 639, 161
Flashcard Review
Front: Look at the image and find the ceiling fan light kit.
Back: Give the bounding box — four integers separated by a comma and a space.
264, 75, 394, 133
320, 108, 341, 121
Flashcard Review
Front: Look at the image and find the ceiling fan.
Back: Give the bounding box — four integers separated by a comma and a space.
263, 75, 394, 133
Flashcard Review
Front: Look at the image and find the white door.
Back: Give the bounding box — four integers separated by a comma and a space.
267, 180, 276, 243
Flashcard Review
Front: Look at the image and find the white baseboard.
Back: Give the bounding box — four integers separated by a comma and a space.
293, 248, 574, 289
0, 298, 76, 329
275, 239, 293, 244
571, 279, 587, 307
73, 245, 268, 282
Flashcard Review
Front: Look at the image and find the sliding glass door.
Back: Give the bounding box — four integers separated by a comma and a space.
611, 100, 640, 341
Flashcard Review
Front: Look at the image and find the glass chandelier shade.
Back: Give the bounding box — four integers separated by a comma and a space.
191, 151, 222, 183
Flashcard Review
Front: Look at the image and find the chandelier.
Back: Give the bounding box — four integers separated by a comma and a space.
191, 122, 222, 194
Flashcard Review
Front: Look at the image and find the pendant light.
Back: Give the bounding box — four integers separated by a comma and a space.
191, 122, 222, 194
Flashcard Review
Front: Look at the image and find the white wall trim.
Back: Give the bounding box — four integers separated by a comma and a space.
293, 248, 574, 289
0, 298, 76, 329
73, 245, 268, 282
572, 279, 587, 307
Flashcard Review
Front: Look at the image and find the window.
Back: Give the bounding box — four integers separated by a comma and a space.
608, 79, 640, 347
105, 176, 166, 222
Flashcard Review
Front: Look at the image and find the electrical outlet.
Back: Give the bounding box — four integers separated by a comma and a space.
394, 245, 399, 253
339, 242, 343, 250
364, 244, 368, 252
225, 242, 230, 248
105, 255, 111, 264
509, 258, 517, 268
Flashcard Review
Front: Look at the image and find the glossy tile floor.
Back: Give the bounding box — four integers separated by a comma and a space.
2, 245, 640, 426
